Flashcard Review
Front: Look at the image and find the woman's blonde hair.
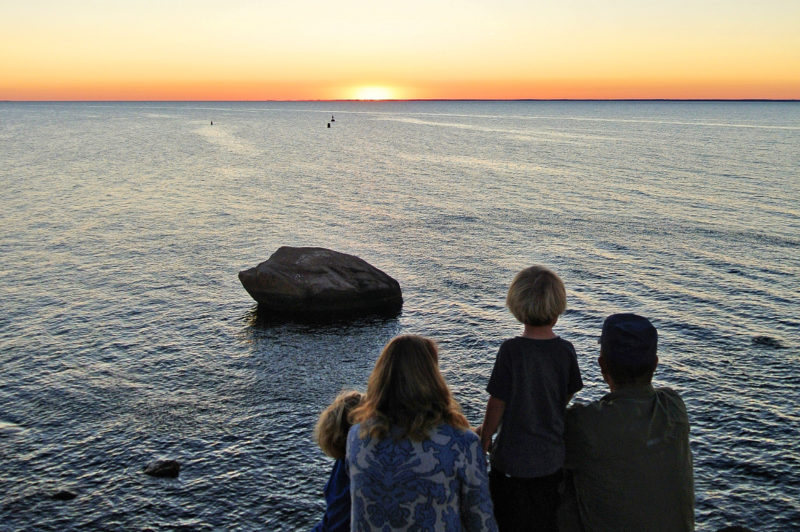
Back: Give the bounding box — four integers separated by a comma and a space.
506, 265, 566, 326
314, 390, 363, 459
350, 335, 469, 441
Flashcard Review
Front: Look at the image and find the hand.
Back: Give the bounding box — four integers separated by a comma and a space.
474, 424, 483, 437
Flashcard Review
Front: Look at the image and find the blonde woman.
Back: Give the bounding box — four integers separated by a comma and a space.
346, 335, 496, 531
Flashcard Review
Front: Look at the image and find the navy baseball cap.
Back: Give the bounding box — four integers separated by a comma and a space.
600, 313, 658, 366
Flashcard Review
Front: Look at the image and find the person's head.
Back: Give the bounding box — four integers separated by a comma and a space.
351, 334, 468, 441
506, 265, 567, 326
598, 313, 658, 389
314, 390, 363, 459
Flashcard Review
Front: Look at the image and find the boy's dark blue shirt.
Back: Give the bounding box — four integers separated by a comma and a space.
312, 457, 350, 532
487, 336, 583, 478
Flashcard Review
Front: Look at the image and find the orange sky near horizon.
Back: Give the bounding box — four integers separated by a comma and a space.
2, 0, 799, 101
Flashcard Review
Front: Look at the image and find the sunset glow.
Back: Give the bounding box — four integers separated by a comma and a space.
352, 86, 396, 101
1, 0, 798, 100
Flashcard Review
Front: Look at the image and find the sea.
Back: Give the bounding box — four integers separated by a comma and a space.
1, 100, 798, 531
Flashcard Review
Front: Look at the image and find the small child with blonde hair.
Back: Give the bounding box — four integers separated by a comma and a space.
478, 265, 583, 531
312, 390, 363, 532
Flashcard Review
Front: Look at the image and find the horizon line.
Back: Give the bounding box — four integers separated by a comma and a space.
2, 98, 799, 103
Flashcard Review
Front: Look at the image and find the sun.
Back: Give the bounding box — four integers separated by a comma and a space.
352, 86, 396, 100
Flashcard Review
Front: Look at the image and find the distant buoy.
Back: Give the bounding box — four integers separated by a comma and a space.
327, 122, 331, 128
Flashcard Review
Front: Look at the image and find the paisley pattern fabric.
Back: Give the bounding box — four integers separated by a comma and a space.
346, 423, 497, 531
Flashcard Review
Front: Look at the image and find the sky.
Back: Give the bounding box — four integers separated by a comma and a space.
1, 0, 799, 100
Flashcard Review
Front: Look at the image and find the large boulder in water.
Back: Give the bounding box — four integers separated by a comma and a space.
238, 247, 403, 318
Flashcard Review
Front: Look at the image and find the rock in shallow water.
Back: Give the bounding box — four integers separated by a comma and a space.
751, 336, 785, 349
51, 490, 77, 501
143, 459, 181, 478
238, 247, 403, 318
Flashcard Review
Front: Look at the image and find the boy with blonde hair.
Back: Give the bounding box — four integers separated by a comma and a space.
478, 265, 583, 531
312, 390, 363, 532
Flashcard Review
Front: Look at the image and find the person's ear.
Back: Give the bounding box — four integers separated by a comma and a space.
598, 356, 613, 388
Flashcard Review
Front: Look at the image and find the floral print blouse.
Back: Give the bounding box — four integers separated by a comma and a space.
346, 423, 497, 531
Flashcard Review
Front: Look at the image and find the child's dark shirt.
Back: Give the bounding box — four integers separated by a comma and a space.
487, 336, 583, 477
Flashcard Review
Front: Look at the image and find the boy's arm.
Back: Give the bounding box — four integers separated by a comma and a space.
479, 396, 506, 453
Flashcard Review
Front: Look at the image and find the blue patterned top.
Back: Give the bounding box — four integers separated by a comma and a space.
346, 423, 497, 531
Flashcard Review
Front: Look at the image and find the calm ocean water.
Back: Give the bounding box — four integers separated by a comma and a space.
1, 101, 798, 530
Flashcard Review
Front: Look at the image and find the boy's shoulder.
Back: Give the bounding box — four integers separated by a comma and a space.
500, 335, 576, 352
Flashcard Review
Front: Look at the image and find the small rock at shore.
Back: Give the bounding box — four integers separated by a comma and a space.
51, 490, 77, 501
751, 336, 785, 349
239, 246, 402, 318
143, 459, 181, 478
